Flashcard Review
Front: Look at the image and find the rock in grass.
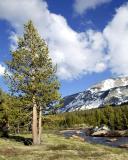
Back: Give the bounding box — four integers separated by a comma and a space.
119, 144, 128, 149
24, 138, 32, 146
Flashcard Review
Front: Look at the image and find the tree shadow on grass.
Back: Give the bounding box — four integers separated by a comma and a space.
8, 135, 32, 145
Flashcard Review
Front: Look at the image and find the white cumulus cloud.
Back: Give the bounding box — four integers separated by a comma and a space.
0, 0, 107, 80
103, 3, 128, 76
0, 64, 5, 76
73, 0, 111, 15
0, 0, 128, 79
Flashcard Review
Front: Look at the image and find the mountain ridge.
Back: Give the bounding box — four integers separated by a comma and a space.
59, 76, 128, 112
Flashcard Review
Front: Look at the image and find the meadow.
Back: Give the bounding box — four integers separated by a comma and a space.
0, 131, 128, 160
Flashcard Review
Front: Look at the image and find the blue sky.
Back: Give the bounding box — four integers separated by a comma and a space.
0, 0, 128, 97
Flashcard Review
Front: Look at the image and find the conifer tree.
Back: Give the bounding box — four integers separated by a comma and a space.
5, 21, 60, 144
0, 89, 10, 137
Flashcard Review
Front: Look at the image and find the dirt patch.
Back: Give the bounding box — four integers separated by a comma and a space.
0, 148, 18, 156
47, 144, 68, 150
0, 147, 26, 157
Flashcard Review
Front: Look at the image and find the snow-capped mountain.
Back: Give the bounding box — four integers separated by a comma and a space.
59, 77, 128, 112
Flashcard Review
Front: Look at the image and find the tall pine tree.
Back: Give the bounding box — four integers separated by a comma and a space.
6, 21, 60, 144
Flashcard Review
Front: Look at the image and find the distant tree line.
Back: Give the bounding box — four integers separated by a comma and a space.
43, 105, 128, 130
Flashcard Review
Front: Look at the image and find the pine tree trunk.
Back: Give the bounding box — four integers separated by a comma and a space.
38, 105, 42, 144
32, 96, 38, 145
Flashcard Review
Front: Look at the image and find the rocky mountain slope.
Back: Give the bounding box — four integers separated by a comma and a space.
59, 77, 128, 112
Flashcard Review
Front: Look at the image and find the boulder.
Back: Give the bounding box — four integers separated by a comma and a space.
76, 130, 81, 134
91, 130, 109, 137
97, 124, 110, 131
91, 125, 110, 137
119, 144, 128, 149
106, 138, 117, 142
24, 138, 32, 146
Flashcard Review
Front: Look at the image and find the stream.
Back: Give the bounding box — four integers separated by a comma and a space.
61, 129, 128, 148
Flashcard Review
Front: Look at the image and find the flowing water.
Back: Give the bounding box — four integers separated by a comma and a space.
62, 129, 128, 148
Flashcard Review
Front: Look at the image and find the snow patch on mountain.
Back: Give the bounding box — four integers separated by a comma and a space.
59, 76, 128, 113
89, 77, 128, 93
